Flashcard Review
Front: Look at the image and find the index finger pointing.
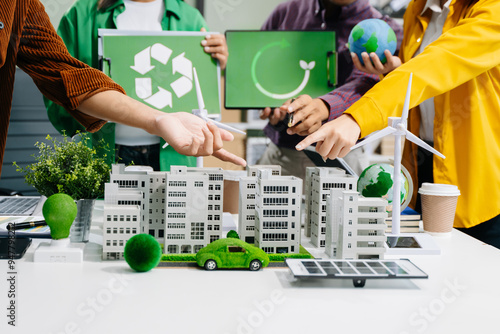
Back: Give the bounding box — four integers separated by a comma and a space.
295, 130, 325, 151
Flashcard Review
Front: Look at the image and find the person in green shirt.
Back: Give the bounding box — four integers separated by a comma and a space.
45, 0, 228, 171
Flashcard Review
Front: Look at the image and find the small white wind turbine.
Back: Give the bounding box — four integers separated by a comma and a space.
163, 67, 246, 167
350, 73, 445, 235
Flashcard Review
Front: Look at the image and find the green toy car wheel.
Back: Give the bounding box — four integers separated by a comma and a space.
249, 259, 262, 271
205, 259, 217, 271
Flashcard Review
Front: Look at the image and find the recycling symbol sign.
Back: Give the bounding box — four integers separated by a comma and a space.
131, 43, 193, 110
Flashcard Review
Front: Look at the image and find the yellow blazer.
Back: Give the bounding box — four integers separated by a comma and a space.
345, 0, 500, 228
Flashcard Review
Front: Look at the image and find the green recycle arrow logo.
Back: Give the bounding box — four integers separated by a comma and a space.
251, 38, 316, 100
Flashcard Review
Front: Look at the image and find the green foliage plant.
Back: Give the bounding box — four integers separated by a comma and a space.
14, 133, 110, 200
226, 229, 240, 239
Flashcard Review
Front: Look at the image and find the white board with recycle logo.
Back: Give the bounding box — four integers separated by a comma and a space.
98, 29, 221, 116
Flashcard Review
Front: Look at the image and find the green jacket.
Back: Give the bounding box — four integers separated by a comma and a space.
45, 0, 207, 169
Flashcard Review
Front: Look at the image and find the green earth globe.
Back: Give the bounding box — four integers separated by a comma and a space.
357, 163, 413, 213
348, 18, 397, 65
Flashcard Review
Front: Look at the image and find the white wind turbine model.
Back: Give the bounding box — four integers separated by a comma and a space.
350, 73, 445, 235
163, 67, 246, 167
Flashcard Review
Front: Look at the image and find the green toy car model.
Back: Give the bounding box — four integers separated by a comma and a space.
196, 238, 270, 271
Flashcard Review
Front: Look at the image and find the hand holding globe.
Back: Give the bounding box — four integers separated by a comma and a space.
348, 19, 401, 75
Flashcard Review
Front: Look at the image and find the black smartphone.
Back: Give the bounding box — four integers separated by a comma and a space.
0, 237, 32, 259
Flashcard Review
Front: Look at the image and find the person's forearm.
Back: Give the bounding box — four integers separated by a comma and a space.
77, 90, 164, 136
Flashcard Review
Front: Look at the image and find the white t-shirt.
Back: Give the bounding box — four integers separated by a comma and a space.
414, 0, 452, 142
115, 0, 165, 146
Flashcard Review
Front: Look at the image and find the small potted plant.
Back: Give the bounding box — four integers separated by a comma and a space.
15, 133, 110, 242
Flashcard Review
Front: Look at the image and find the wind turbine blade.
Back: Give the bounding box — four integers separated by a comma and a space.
405, 131, 445, 159
192, 67, 205, 111
401, 73, 413, 124
351, 126, 397, 151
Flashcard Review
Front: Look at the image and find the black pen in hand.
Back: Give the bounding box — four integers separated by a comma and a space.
7, 220, 47, 231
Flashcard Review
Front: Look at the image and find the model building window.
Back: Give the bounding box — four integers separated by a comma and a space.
113, 240, 117, 246
167, 245, 178, 254
207, 215, 213, 221
262, 247, 274, 253
209, 174, 223, 181
321, 227, 326, 234
181, 245, 192, 253
106, 228, 111, 234
291, 234, 295, 240
132, 228, 137, 234
167, 234, 185, 240
168, 191, 187, 197
247, 204, 255, 210
215, 185, 221, 191
247, 184, 256, 189
247, 194, 255, 200
263, 209, 288, 217
126, 216, 131, 222
369, 207, 378, 212
263, 233, 287, 241
210, 235, 219, 242
263, 186, 289, 194
246, 215, 255, 221
158, 230, 164, 238
349, 208, 353, 213
322, 193, 328, 201
191, 222, 204, 240
113, 215, 118, 221
272, 170, 280, 175
348, 231, 352, 237
348, 220, 352, 225
214, 195, 221, 201
106, 240, 111, 246
207, 225, 212, 230
167, 223, 185, 229
168, 202, 186, 208
214, 215, 220, 221
114, 180, 138, 188
106, 216, 111, 222
213, 225, 220, 231
194, 181, 204, 187
246, 226, 255, 231
132, 216, 137, 222
168, 181, 187, 187
208, 205, 213, 210
262, 221, 287, 229
167, 213, 186, 219
214, 205, 220, 211
321, 216, 326, 223
263, 197, 288, 206
209, 185, 214, 191
320, 240, 325, 246
348, 243, 351, 248
113, 228, 118, 234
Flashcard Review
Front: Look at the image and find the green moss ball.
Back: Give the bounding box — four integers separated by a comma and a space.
42, 193, 77, 240
124, 234, 162, 272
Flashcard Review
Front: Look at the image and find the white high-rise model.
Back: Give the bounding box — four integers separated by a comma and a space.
350, 73, 445, 235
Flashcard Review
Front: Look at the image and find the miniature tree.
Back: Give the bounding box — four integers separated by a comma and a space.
226, 230, 240, 239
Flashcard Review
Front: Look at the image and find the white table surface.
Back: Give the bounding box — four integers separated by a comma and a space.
1, 203, 500, 334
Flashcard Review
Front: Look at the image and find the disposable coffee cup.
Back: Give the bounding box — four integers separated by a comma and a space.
418, 183, 460, 235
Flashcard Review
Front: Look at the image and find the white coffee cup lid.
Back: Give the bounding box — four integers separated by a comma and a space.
418, 183, 460, 196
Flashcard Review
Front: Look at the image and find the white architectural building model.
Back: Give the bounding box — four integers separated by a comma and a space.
103, 164, 224, 259
255, 169, 302, 254
164, 166, 223, 254
326, 190, 387, 260
238, 165, 281, 244
306, 167, 357, 248
102, 204, 141, 260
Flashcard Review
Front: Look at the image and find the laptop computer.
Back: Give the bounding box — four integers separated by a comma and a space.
0, 196, 45, 216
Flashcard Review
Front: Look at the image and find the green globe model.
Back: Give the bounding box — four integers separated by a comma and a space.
42, 193, 78, 240
357, 163, 412, 212
348, 18, 397, 65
